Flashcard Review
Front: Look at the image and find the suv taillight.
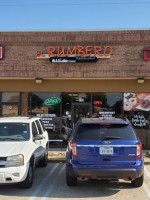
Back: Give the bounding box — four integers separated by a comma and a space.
69, 142, 77, 157
136, 142, 142, 157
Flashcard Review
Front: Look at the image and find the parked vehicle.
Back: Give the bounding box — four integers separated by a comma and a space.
66, 117, 144, 187
0, 116, 49, 188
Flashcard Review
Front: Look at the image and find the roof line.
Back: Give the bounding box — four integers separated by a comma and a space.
0, 28, 150, 32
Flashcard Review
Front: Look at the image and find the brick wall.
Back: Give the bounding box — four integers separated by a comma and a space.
0, 30, 150, 78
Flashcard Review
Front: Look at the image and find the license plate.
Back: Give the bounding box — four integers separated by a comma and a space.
100, 147, 114, 155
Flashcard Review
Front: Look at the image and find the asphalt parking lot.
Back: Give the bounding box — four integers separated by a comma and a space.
1, 163, 150, 200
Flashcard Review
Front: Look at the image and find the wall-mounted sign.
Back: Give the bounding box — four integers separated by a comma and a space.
143, 48, 150, 61
0, 46, 3, 59
50, 56, 97, 63
44, 97, 61, 106
36, 45, 112, 62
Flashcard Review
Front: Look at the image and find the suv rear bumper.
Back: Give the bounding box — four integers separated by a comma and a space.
66, 164, 144, 180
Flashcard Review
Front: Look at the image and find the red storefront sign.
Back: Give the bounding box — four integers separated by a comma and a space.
143, 48, 150, 61
0, 46, 3, 59
93, 101, 102, 105
36, 45, 112, 57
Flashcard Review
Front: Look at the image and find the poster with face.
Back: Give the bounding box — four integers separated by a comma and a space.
124, 93, 150, 111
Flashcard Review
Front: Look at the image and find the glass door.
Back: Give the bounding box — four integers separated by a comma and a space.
72, 103, 91, 128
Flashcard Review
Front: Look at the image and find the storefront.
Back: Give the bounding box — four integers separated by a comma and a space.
0, 30, 150, 147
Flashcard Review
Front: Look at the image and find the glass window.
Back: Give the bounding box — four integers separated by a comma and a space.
30, 92, 61, 138
2, 92, 20, 102
73, 93, 91, 102
36, 120, 43, 134
2, 105, 19, 116
76, 124, 137, 140
92, 93, 122, 117
62, 93, 72, 129
32, 122, 38, 137
0, 123, 29, 141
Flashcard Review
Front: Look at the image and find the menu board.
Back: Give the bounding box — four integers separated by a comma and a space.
36, 114, 56, 130
124, 93, 150, 111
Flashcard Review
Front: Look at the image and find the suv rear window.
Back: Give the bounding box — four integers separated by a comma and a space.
76, 124, 137, 140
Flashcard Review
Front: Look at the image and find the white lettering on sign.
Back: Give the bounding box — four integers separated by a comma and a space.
132, 115, 148, 127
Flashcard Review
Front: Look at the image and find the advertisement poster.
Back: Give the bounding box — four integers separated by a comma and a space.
124, 93, 150, 111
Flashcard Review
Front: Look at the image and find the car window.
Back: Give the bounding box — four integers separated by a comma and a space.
32, 122, 38, 137
35, 120, 43, 135
76, 124, 137, 140
0, 123, 29, 141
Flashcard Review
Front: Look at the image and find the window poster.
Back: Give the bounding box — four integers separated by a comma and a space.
124, 93, 150, 111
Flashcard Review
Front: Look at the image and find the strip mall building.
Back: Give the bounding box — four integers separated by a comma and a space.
0, 29, 150, 147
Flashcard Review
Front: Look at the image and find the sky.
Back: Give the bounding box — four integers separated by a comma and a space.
0, 0, 150, 30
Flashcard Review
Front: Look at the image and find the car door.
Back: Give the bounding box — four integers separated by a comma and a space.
32, 122, 43, 164
35, 120, 47, 156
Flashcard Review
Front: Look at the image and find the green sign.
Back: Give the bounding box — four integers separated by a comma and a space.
44, 97, 61, 106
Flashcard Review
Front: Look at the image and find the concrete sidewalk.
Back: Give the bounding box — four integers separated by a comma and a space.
48, 149, 150, 165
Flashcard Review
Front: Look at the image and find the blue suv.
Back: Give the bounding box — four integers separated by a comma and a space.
66, 117, 144, 187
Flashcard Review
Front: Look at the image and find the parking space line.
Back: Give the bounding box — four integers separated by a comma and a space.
143, 182, 150, 199
145, 166, 150, 179
29, 163, 59, 200
143, 167, 150, 199
41, 164, 65, 200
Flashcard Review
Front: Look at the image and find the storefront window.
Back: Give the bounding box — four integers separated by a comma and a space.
30, 92, 61, 138
92, 93, 122, 117
62, 93, 72, 128
1, 92, 20, 116
72, 93, 91, 102
123, 93, 150, 148
2, 92, 20, 102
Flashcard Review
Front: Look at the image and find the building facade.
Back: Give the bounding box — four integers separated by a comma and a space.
0, 29, 150, 147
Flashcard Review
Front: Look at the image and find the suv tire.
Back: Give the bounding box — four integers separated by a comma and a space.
19, 163, 33, 188
39, 153, 48, 167
131, 175, 143, 187
66, 171, 77, 186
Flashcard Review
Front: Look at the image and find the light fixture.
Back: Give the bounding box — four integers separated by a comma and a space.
137, 77, 145, 84
35, 78, 43, 84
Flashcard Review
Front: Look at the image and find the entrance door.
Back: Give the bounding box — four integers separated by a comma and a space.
72, 103, 91, 128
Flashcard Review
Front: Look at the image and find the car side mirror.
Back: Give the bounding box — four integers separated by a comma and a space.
33, 134, 44, 142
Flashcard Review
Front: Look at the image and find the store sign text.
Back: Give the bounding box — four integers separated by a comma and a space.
36, 45, 112, 58
0, 46, 3, 59
143, 48, 150, 61
132, 115, 148, 128
44, 97, 61, 106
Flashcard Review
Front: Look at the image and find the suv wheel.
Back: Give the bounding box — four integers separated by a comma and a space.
66, 171, 77, 186
39, 153, 48, 167
131, 175, 144, 187
19, 163, 34, 188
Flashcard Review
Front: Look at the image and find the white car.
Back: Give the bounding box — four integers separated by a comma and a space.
0, 116, 49, 188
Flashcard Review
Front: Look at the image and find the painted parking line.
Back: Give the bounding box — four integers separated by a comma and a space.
29, 163, 59, 200
143, 167, 150, 199
145, 166, 150, 179
41, 164, 65, 200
